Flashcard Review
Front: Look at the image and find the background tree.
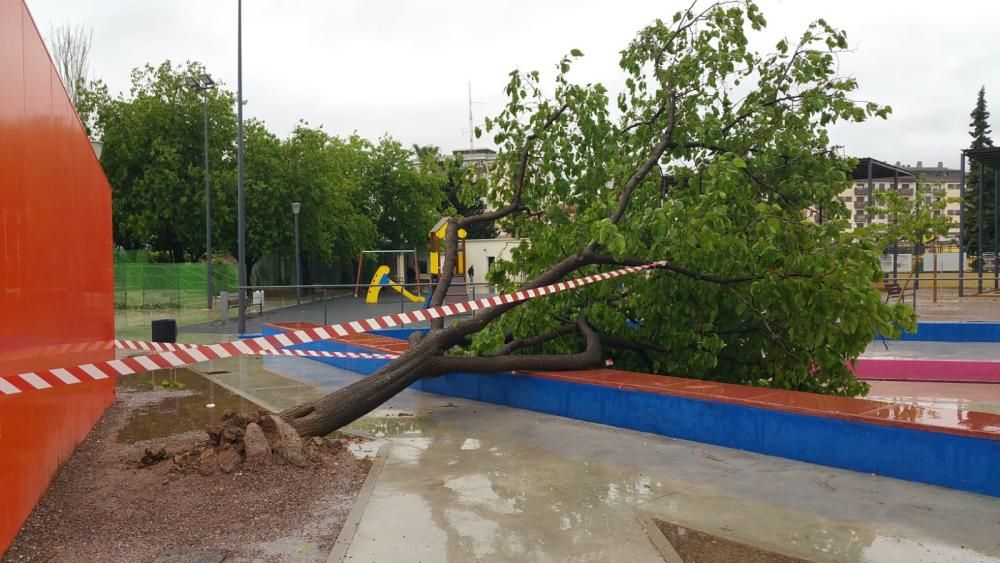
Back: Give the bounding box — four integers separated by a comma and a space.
415, 145, 501, 239
868, 180, 954, 280
81, 59, 447, 283
281, 128, 378, 264
49, 22, 92, 106
962, 86, 995, 254
279, 1, 915, 439
360, 137, 445, 249
223, 125, 380, 283
81, 60, 238, 261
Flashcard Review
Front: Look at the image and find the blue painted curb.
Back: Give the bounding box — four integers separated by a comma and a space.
884, 321, 1000, 342
277, 334, 999, 498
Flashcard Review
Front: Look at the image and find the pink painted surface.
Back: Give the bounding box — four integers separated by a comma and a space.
853, 358, 1000, 383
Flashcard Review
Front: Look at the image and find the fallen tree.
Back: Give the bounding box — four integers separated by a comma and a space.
277, 0, 914, 438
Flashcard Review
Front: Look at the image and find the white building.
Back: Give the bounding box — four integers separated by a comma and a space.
464, 237, 526, 288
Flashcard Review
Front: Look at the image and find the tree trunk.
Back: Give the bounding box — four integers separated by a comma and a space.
279, 316, 603, 437
280, 331, 450, 436
427, 220, 460, 330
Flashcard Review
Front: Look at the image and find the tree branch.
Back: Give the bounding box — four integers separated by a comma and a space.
617, 104, 667, 136
435, 315, 602, 374
458, 103, 570, 228
599, 334, 671, 355
657, 260, 758, 285
609, 91, 678, 226
491, 323, 578, 356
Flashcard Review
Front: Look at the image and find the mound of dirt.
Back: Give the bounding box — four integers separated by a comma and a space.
4, 386, 373, 562
137, 411, 336, 478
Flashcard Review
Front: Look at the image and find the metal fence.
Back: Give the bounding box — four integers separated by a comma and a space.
878, 270, 1000, 320
114, 262, 239, 309
221, 282, 498, 329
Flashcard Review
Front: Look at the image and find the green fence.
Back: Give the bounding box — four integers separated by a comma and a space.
114, 261, 238, 309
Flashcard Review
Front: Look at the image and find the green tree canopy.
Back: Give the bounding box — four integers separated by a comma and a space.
868, 180, 954, 275
962, 86, 996, 254
464, 1, 914, 396
79, 61, 237, 261
359, 137, 445, 249
970, 86, 993, 150
80, 62, 448, 276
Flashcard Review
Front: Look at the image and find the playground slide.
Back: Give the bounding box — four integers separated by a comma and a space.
366, 265, 423, 304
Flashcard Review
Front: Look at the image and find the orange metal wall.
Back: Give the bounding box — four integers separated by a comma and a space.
0, 0, 115, 553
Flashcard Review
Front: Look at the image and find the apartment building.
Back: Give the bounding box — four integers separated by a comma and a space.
839, 160, 960, 236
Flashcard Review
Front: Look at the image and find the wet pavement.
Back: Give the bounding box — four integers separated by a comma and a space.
190, 355, 1000, 563
867, 380, 1000, 414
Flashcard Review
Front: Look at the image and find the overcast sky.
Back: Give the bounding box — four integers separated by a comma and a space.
26, 0, 1000, 168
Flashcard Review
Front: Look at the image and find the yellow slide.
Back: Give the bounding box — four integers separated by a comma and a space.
366, 265, 423, 304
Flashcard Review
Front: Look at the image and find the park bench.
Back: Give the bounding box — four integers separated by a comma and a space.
218, 290, 264, 321
882, 282, 911, 304
884, 283, 902, 301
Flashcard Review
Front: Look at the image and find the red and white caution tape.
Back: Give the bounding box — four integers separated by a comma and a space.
114, 339, 201, 353
256, 349, 399, 360
114, 341, 398, 360
0, 261, 662, 395
115, 341, 397, 361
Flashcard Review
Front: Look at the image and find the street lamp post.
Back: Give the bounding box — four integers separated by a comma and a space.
185, 73, 217, 310
237, 0, 247, 333
292, 202, 302, 305
89, 138, 104, 160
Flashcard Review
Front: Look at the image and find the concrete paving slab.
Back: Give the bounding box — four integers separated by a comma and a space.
205, 356, 1000, 562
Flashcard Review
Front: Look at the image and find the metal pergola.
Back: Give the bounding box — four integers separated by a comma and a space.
853, 158, 919, 281
959, 147, 1000, 295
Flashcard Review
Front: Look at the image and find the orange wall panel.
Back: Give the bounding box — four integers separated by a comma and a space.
0, 0, 115, 553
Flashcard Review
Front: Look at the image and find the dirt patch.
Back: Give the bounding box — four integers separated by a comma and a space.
654, 519, 809, 563
3, 382, 372, 562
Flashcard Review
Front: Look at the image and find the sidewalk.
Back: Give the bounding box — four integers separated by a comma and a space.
197, 355, 1000, 562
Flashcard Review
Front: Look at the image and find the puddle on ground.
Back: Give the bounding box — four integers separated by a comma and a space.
656, 519, 809, 563
347, 410, 430, 438
116, 368, 260, 443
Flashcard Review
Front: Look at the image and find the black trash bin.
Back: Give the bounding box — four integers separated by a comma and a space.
151, 319, 178, 343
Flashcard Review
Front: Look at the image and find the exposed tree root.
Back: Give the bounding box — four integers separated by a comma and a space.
137, 411, 349, 477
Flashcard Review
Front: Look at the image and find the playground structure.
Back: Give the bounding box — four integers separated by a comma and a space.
428, 218, 467, 277
358, 219, 473, 306
366, 265, 423, 304
428, 218, 472, 305
354, 249, 422, 302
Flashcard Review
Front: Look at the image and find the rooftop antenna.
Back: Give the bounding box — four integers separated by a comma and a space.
468, 80, 474, 151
